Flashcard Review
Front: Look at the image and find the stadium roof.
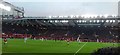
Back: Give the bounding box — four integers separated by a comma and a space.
2, 17, 120, 27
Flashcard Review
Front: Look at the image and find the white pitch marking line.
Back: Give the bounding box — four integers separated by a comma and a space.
74, 42, 88, 55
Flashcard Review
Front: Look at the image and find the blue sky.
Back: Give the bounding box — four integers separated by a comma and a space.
4, 0, 119, 16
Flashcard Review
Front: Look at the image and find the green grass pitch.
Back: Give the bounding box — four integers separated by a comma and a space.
1, 39, 119, 55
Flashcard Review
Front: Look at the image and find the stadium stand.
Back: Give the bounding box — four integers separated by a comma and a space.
2, 19, 120, 43
92, 47, 120, 55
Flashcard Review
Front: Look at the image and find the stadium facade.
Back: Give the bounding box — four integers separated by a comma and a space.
0, 0, 24, 20
118, 1, 120, 16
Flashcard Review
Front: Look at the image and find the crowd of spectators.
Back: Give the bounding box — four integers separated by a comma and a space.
92, 47, 120, 55
2, 22, 120, 43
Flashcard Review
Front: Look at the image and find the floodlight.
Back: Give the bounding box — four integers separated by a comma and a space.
101, 20, 104, 22
89, 20, 92, 22
77, 20, 78, 22
61, 20, 68, 23
110, 20, 113, 23
112, 20, 115, 23
44, 21, 46, 22
60, 20, 62, 22
97, 20, 100, 23
55, 20, 59, 23
82, 20, 85, 22
84, 20, 87, 22
77, 20, 81, 23
65, 20, 69, 22
50, 20, 53, 22
61, 20, 65, 22
79, 20, 82, 23
93, 20, 96, 22
106, 20, 109, 23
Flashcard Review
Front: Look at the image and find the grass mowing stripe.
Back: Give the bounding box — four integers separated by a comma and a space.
74, 42, 88, 55
3, 39, 119, 53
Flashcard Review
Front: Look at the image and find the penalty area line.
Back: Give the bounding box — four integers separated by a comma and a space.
74, 42, 88, 55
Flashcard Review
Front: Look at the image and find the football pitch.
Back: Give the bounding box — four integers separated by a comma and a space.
2, 39, 119, 55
